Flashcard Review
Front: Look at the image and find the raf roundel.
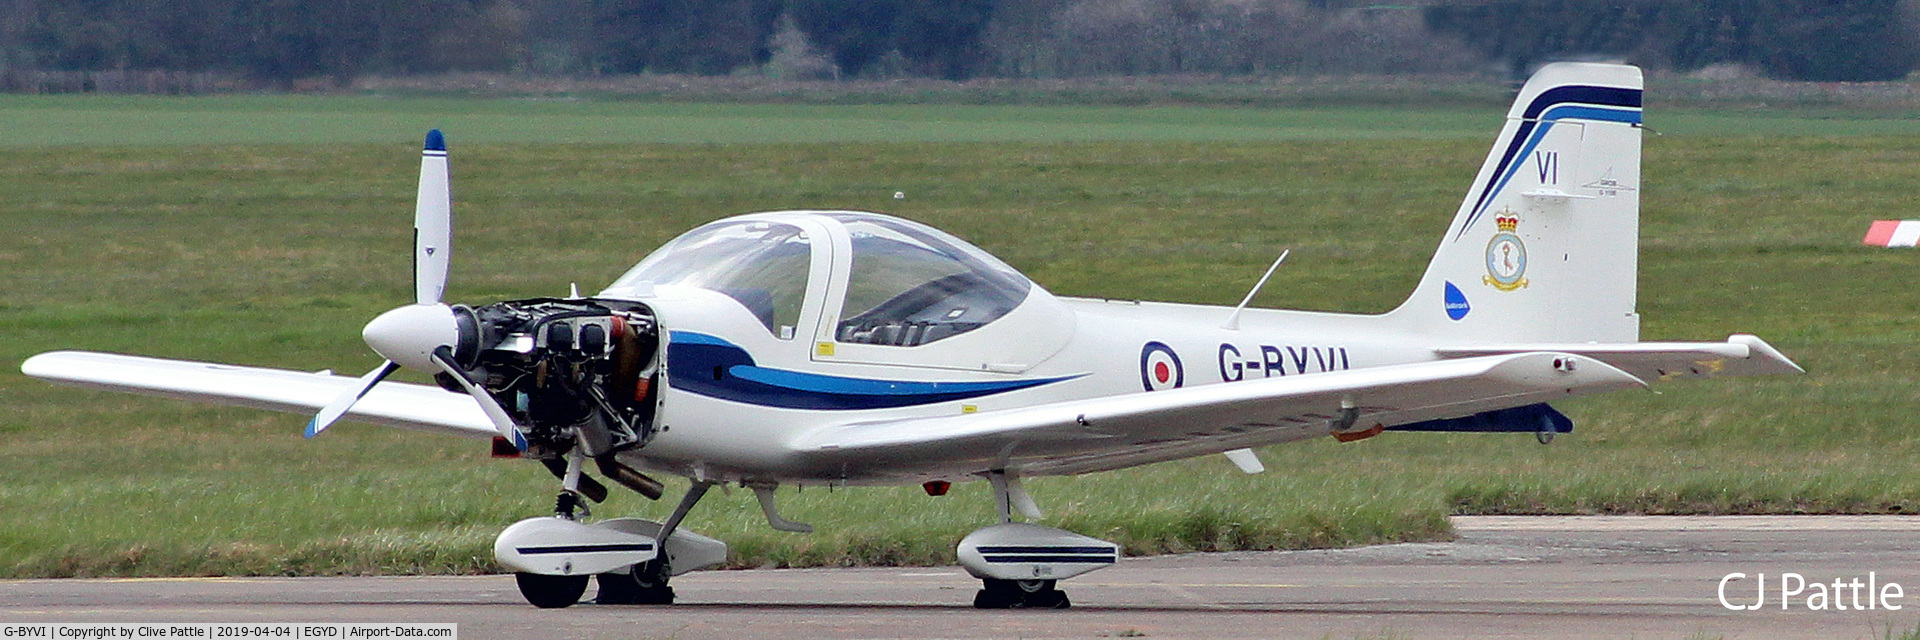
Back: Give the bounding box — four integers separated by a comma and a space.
1139, 342, 1184, 391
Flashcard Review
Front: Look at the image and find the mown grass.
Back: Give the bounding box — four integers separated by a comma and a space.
11, 93, 1920, 147
2, 100, 1918, 577
0, 95, 1500, 146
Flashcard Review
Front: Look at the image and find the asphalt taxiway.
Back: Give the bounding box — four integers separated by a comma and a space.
4, 516, 1917, 639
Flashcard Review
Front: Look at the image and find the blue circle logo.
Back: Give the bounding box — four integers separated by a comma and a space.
1444, 281, 1471, 321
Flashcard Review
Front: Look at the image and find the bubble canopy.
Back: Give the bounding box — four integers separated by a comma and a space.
613, 219, 813, 337
610, 212, 1033, 345
829, 212, 1031, 346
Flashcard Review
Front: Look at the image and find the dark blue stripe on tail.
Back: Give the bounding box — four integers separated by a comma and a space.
1457, 85, 1642, 240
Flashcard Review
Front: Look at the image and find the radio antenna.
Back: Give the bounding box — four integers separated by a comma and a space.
1223, 249, 1289, 330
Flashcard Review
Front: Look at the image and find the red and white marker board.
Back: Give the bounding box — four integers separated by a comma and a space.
1864, 220, 1920, 247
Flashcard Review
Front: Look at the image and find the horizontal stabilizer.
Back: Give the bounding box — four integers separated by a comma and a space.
1433, 334, 1802, 381
21, 351, 495, 439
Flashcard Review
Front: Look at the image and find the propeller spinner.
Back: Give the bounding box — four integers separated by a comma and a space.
306, 130, 525, 450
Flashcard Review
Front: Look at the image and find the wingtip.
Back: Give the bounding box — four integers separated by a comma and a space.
303, 419, 321, 438
1727, 334, 1806, 375
19, 351, 50, 376
424, 129, 446, 152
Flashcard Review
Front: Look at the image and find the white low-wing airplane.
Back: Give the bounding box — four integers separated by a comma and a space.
23, 63, 1800, 609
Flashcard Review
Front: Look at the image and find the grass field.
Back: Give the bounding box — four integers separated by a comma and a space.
2, 95, 1919, 577
12, 93, 1920, 147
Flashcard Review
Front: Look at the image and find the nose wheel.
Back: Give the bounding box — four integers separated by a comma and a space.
973, 578, 1070, 609
592, 559, 676, 605
514, 572, 590, 609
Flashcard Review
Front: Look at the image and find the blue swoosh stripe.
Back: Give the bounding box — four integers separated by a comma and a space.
727, 365, 1054, 397
668, 331, 736, 347
666, 331, 1080, 410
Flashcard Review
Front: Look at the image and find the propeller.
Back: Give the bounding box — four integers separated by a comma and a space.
430, 346, 527, 451
414, 129, 451, 306
305, 360, 398, 438
305, 130, 525, 451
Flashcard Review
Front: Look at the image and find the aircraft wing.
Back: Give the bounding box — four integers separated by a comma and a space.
21, 351, 496, 439
786, 352, 1646, 479
1432, 334, 1803, 381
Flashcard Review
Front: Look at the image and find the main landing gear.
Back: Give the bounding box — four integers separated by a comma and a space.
957, 471, 1120, 610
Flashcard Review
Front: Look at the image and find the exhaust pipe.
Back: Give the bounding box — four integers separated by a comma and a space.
596, 456, 665, 500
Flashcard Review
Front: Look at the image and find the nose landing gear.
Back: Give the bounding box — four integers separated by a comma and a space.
591, 558, 675, 605
499, 481, 725, 608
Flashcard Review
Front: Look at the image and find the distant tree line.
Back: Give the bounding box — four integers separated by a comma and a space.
1426, 0, 1920, 82
0, 0, 1914, 86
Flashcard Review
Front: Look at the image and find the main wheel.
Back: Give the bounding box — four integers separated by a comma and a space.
515, 572, 590, 609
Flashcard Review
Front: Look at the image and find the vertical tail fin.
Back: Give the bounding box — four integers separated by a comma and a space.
1388, 62, 1644, 344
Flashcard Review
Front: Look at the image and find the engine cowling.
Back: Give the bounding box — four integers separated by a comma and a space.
454, 298, 663, 459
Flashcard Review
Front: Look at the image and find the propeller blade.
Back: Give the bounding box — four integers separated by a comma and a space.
430, 346, 525, 451
307, 360, 401, 438
414, 129, 451, 305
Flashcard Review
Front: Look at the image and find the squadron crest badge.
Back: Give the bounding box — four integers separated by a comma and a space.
1482, 213, 1529, 291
